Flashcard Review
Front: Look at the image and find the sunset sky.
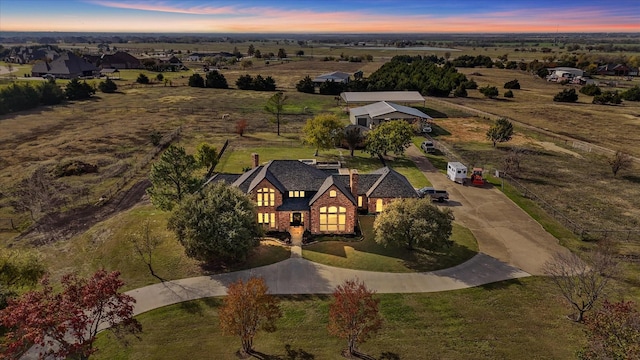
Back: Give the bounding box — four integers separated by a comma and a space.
1, 0, 639, 33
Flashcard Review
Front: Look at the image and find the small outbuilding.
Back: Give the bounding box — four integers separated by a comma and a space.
313, 71, 351, 84
349, 101, 432, 128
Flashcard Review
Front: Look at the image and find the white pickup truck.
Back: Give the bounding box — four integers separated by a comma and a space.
421, 140, 435, 153
417, 187, 449, 202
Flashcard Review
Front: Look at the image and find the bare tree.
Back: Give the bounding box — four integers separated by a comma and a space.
544, 248, 618, 322
503, 147, 524, 175
609, 150, 633, 177
127, 220, 164, 281
12, 167, 66, 221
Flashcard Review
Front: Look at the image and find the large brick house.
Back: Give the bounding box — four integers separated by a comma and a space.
207, 154, 418, 235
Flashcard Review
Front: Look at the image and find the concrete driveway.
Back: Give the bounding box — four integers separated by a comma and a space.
406, 145, 571, 275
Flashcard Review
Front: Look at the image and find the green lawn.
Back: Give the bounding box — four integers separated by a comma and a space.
302, 216, 478, 272
40, 204, 291, 290
92, 277, 584, 360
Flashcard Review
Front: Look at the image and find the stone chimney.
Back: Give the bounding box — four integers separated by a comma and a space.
252, 153, 259, 169
349, 169, 359, 201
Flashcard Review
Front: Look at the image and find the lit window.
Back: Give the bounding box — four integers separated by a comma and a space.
319, 206, 346, 231
329, 190, 337, 198
376, 199, 383, 213
257, 188, 275, 206
358, 196, 363, 207
258, 213, 275, 228
288, 191, 306, 198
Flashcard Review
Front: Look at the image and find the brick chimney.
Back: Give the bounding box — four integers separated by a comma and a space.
349, 169, 358, 201
252, 153, 259, 168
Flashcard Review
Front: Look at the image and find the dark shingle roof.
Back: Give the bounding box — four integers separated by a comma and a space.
366, 167, 418, 198
248, 164, 287, 193
232, 166, 263, 193
32, 51, 97, 76
204, 173, 241, 187
277, 197, 311, 211
250, 160, 328, 192
309, 176, 356, 205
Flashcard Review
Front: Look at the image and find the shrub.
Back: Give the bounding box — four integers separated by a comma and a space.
461, 78, 478, 89
136, 73, 150, 84
296, 75, 315, 94
453, 85, 467, 97
188, 73, 205, 88
504, 90, 514, 98
65, 79, 95, 100
479, 85, 499, 99
156, 73, 164, 82
621, 85, 640, 101
205, 70, 229, 89
579, 84, 602, 96
150, 130, 162, 146
98, 78, 118, 93
553, 88, 578, 102
39, 80, 65, 105
503, 79, 520, 89
593, 91, 621, 105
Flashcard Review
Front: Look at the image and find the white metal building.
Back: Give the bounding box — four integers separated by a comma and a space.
349, 101, 432, 128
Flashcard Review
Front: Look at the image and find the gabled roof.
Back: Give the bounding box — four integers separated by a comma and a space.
248, 164, 287, 194
366, 167, 418, 198
351, 101, 432, 120
32, 51, 97, 76
313, 71, 350, 83
247, 160, 329, 192
341, 91, 424, 104
309, 176, 356, 205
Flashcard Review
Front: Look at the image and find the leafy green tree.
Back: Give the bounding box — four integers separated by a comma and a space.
98, 77, 118, 93
579, 84, 601, 96
461, 78, 478, 89
247, 44, 255, 57
365, 120, 414, 156
503, 79, 520, 89
188, 73, 205, 88
374, 198, 454, 251
205, 70, 229, 89
553, 88, 578, 102
344, 127, 365, 157
277, 48, 287, 59
64, 79, 95, 100
319, 80, 345, 95
254, 49, 262, 59
592, 91, 621, 105
156, 73, 164, 82
504, 90, 514, 98
38, 79, 65, 105
453, 85, 467, 97
236, 74, 253, 90
302, 114, 344, 156
147, 145, 200, 211
296, 75, 315, 94
264, 91, 288, 136
486, 118, 514, 147
479, 85, 499, 99
621, 85, 640, 101
136, 73, 150, 84
167, 182, 261, 262
0, 249, 45, 308
196, 142, 219, 178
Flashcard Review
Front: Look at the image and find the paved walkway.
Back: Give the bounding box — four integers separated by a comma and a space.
121, 145, 572, 317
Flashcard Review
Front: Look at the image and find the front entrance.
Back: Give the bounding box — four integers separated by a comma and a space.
291, 212, 302, 226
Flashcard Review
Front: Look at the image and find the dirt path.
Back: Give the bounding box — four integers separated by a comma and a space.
407, 145, 571, 275
19, 179, 151, 245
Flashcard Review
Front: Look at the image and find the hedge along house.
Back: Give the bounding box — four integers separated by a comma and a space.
349, 101, 433, 129
206, 154, 418, 235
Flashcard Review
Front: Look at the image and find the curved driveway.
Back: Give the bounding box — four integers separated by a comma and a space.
124, 145, 571, 317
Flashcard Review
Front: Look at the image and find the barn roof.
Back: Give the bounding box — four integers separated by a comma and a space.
340, 91, 424, 104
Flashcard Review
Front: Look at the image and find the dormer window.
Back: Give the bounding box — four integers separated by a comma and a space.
288, 190, 305, 198
329, 190, 337, 198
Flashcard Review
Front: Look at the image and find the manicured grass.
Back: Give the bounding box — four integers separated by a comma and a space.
92, 277, 584, 360
40, 204, 291, 290
302, 216, 478, 272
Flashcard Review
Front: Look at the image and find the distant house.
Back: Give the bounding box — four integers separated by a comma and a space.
313, 71, 351, 85
5, 46, 58, 64
349, 101, 432, 128
206, 155, 418, 235
98, 51, 143, 69
31, 51, 98, 79
547, 67, 585, 79
186, 52, 234, 61
154, 55, 186, 71
596, 64, 632, 76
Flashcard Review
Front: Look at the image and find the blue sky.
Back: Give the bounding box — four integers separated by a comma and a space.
1, 0, 638, 33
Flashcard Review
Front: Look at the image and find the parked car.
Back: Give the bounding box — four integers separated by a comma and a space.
422, 124, 432, 133
421, 140, 435, 153
417, 187, 449, 202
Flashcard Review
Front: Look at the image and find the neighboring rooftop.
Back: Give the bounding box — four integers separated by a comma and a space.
341, 91, 425, 105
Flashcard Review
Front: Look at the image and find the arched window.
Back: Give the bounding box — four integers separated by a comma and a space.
257, 187, 275, 206
319, 206, 346, 231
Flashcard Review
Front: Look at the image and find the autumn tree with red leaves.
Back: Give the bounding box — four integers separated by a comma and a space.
0, 270, 141, 360
218, 277, 282, 356
328, 279, 382, 356
578, 300, 640, 360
